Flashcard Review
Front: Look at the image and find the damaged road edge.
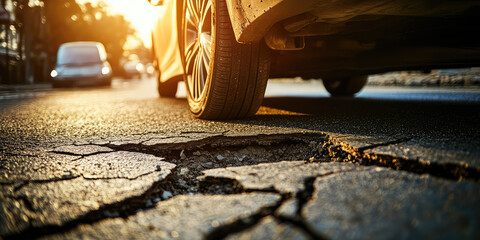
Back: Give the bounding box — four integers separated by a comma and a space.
322, 135, 480, 182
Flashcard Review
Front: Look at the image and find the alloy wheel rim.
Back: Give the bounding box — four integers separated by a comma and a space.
185, 0, 212, 101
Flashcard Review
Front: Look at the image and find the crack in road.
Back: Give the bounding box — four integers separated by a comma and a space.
321, 135, 480, 182
79, 170, 162, 181
2, 133, 325, 239
2, 132, 480, 239
2, 173, 176, 240
11, 176, 81, 192
49, 150, 112, 157
4, 168, 166, 193
204, 195, 288, 240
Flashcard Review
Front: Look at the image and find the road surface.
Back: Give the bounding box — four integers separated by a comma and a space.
1, 77, 479, 239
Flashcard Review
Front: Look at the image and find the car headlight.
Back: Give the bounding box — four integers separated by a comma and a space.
102, 66, 110, 75
146, 66, 155, 74
50, 70, 58, 78
136, 63, 144, 72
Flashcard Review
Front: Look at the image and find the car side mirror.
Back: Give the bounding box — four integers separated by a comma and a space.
147, 0, 164, 6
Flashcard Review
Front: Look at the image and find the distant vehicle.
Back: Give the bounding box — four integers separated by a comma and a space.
51, 42, 112, 87
122, 60, 144, 79
149, 0, 480, 119
145, 63, 156, 77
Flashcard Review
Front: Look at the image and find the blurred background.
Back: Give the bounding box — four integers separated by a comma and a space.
0, 0, 155, 85
1, 0, 479, 87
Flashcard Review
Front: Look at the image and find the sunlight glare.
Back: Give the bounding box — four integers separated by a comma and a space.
78, 0, 158, 47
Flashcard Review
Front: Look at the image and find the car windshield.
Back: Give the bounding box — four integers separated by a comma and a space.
57, 46, 101, 65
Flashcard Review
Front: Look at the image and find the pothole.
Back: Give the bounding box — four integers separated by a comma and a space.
95, 132, 480, 212
104, 133, 330, 198
6, 132, 480, 239
103, 132, 480, 199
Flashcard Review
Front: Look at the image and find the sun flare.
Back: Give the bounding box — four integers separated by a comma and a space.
78, 0, 158, 47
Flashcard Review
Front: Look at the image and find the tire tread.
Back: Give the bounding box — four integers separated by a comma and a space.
195, 0, 270, 119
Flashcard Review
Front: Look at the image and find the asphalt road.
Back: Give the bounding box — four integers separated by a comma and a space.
1, 77, 480, 239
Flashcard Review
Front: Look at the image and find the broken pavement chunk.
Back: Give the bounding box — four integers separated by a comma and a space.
66, 151, 169, 179
45, 193, 281, 240
1, 153, 175, 237
202, 161, 362, 194
0, 152, 80, 183
303, 169, 480, 239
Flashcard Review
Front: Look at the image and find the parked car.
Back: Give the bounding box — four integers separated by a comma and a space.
122, 60, 144, 79
149, 0, 480, 119
51, 42, 112, 87
145, 63, 156, 78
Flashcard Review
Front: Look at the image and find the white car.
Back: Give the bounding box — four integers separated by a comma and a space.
51, 42, 112, 87
122, 60, 144, 79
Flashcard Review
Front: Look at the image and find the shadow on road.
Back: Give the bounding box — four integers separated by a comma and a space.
226, 96, 480, 150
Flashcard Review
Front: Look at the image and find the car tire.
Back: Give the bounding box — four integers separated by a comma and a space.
182, 0, 271, 119
322, 76, 368, 96
152, 34, 178, 98
156, 71, 178, 97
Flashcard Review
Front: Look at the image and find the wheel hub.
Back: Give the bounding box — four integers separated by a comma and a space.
184, 0, 212, 101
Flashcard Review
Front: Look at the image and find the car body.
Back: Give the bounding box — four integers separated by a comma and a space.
122, 60, 144, 79
145, 63, 156, 77
149, 0, 480, 119
51, 42, 112, 87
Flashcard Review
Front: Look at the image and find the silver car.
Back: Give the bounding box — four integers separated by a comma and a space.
51, 42, 112, 87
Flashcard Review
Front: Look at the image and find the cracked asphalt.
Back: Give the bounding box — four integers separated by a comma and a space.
1, 77, 480, 239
